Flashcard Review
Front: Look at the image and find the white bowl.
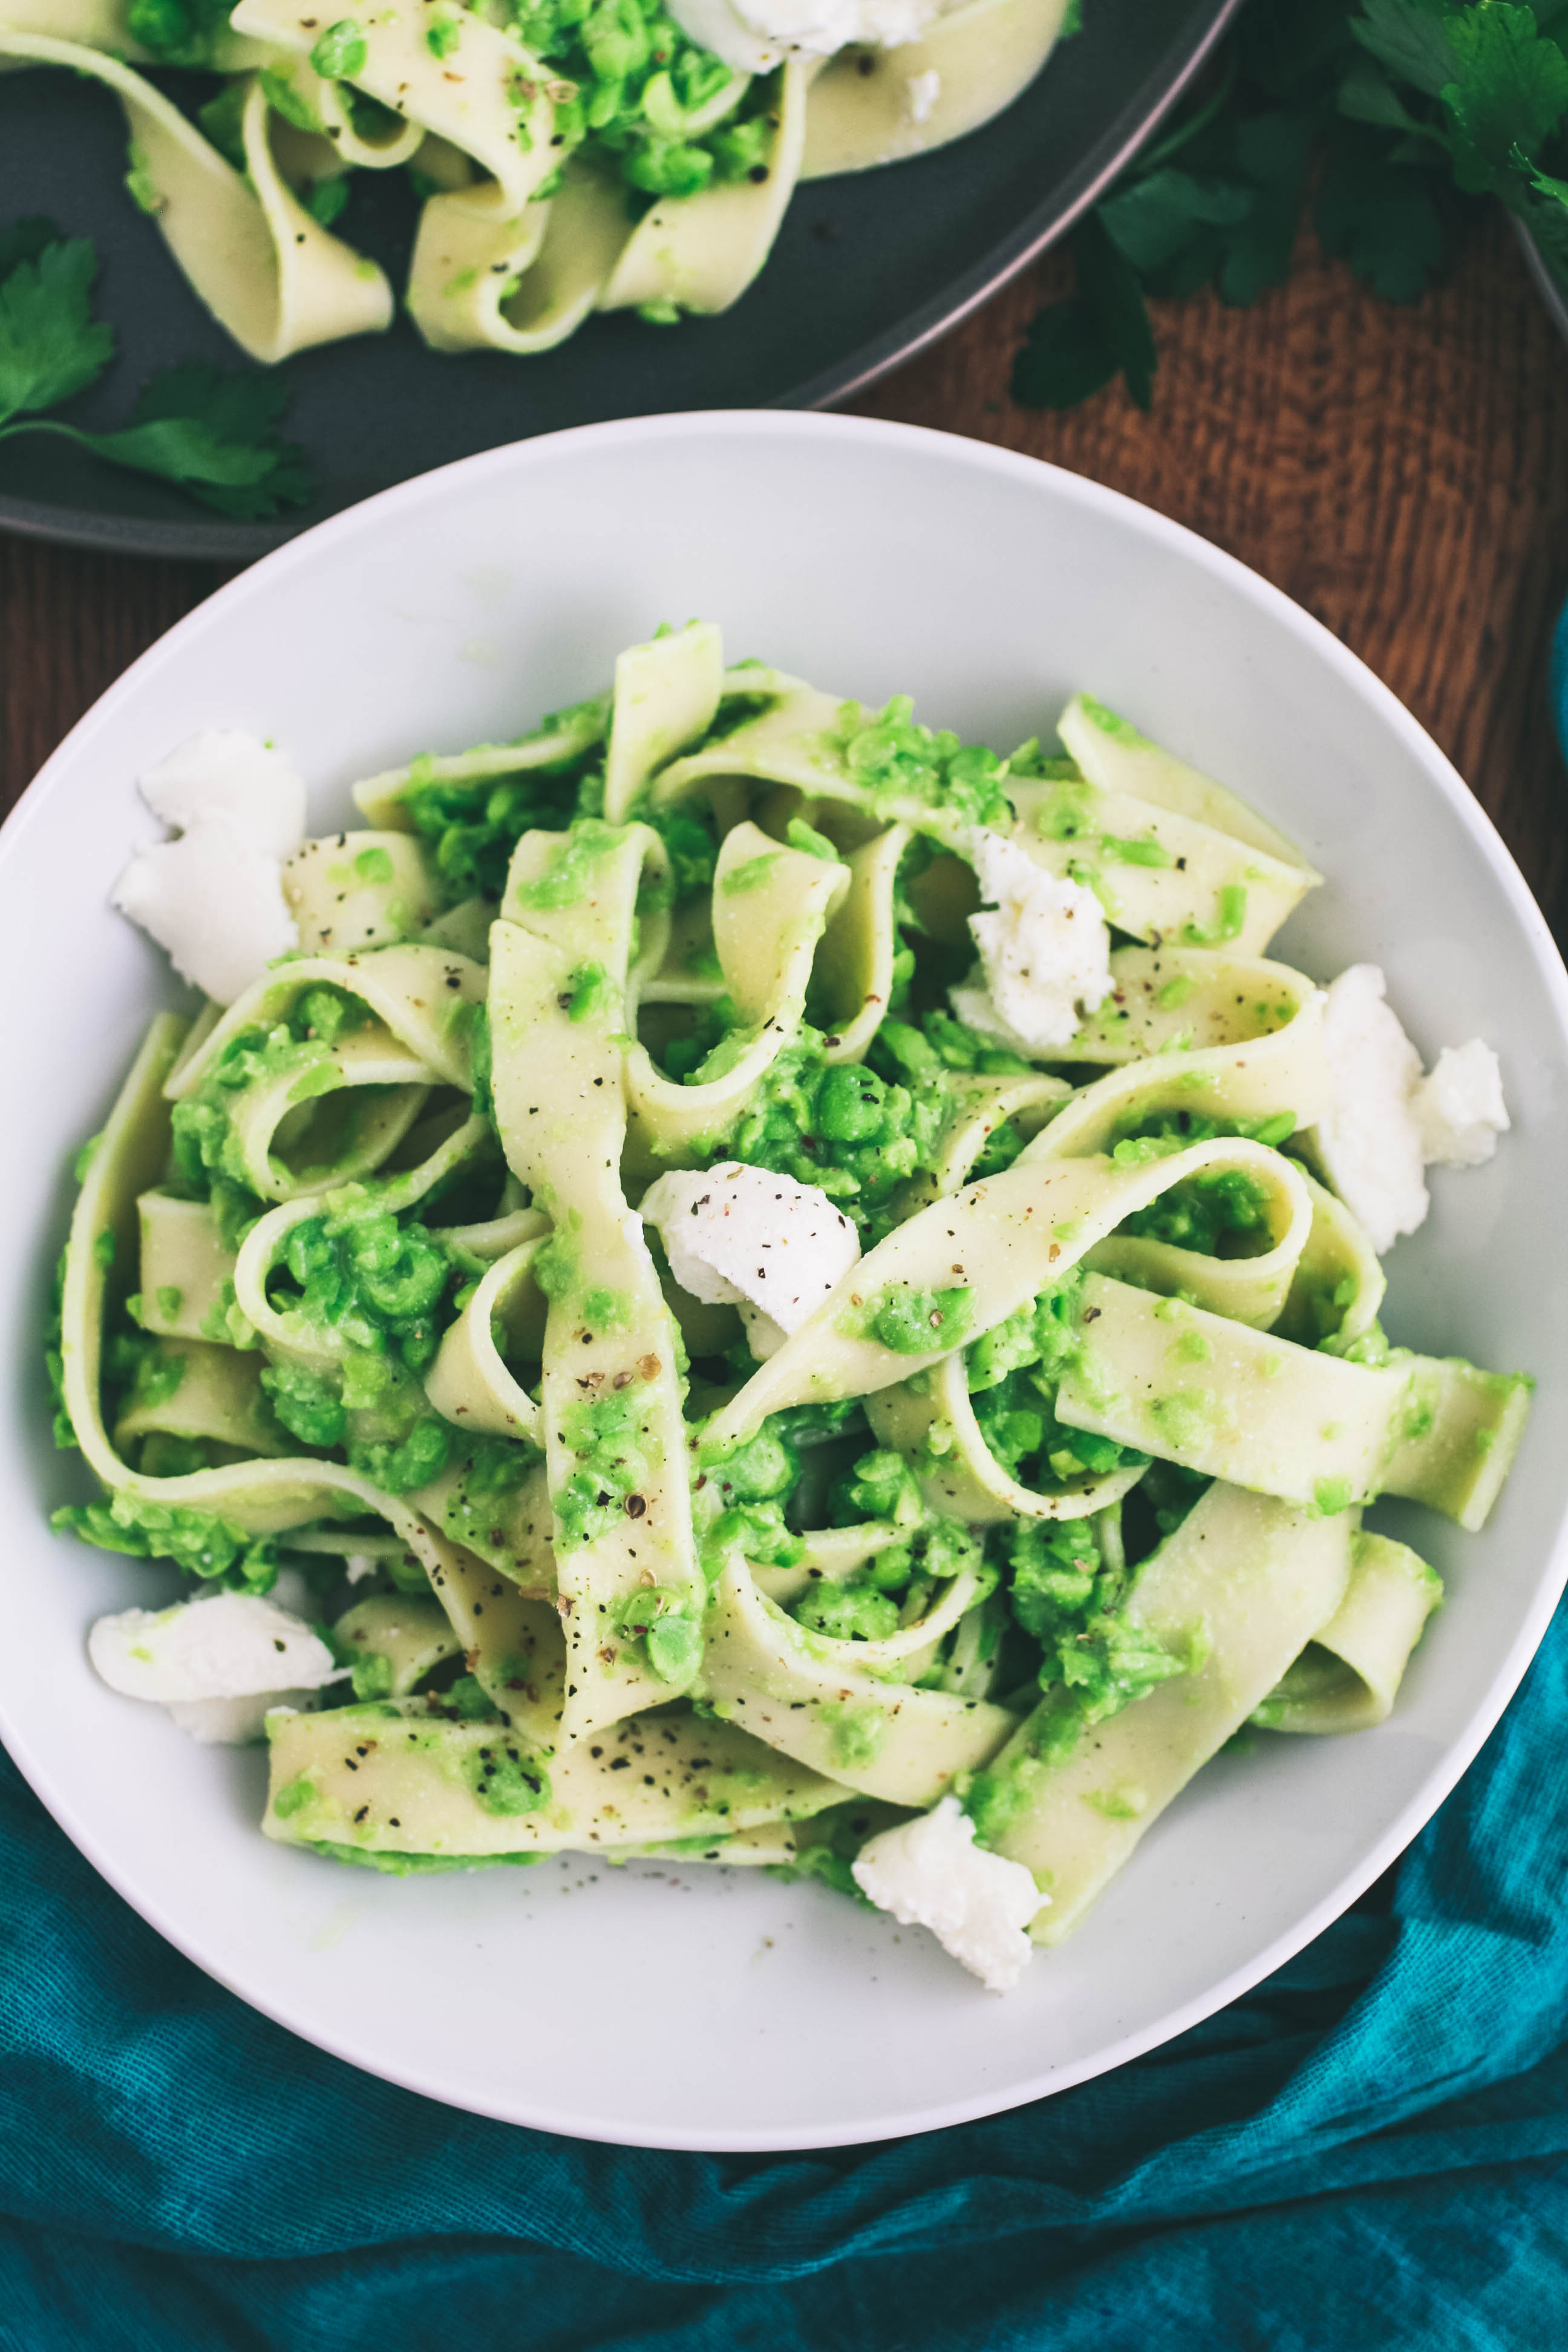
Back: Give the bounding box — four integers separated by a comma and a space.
5, 413, 1566, 2152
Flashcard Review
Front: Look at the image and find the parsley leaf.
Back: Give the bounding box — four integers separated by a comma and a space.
1010, 287, 1122, 410
0, 222, 316, 520
1011, 213, 1157, 411
0, 217, 60, 280
1097, 168, 1254, 274
1226, 108, 1321, 296
0, 237, 114, 421
1519, 147, 1568, 244
1316, 118, 1455, 296
1441, 0, 1568, 186
1010, 0, 1526, 420
105, 364, 316, 518
1351, 0, 1459, 98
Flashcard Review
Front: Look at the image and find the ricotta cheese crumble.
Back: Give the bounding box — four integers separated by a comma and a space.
667, 0, 952, 74
949, 829, 1114, 1054
113, 729, 305, 1004
639, 1161, 861, 1359
852, 1796, 1047, 1991
1312, 965, 1509, 1254
88, 1590, 346, 1746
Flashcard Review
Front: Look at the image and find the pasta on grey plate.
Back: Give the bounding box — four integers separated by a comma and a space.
1, 0, 1073, 362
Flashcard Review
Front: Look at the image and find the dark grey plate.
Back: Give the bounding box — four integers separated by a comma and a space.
0, 0, 1236, 559
1517, 215, 1568, 347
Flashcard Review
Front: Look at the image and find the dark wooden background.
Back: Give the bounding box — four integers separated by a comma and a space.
4, 206, 1566, 939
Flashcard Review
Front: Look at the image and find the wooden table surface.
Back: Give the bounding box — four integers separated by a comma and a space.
3, 206, 1566, 941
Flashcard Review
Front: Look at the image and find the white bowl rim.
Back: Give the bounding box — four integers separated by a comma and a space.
5, 408, 1567, 2151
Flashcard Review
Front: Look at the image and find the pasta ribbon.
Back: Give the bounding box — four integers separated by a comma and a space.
656, 681, 1319, 957
282, 834, 443, 956
169, 944, 487, 1101
705, 1135, 1311, 1450
230, 1113, 492, 1367
604, 624, 726, 826
891, 1070, 1072, 1218
698, 1559, 1017, 1805
63, 1016, 573, 1799
1056, 1274, 1532, 1530
410, 1453, 556, 1593
0, 0, 155, 51
800, 0, 1070, 178
63, 1017, 443, 1538
249, 50, 425, 169
981, 1482, 1354, 1943
0, 34, 393, 359
417, 1524, 567, 1749
1060, 946, 1323, 1073
624, 819, 849, 1168
1057, 693, 1316, 869
867, 1357, 1148, 1527
113, 1336, 288, 1460
264, 1695, 845, 1855
164, 946, 488, 1206
8, 0, 1085, 362
599, 57, 811, 316
1253, 1532, 1442, 1734
405, 50, 811, 350
136, 1194, 240, 1341
489, 822, 707, 1742
422, 1234, 547, 1443
229, 0, 558, 215
811, 822, 914, 1065
1275, 1171, 1387, 1353
653, 673, 973, 843
351, 697, 611, 832
336, 1592, 463, 1697
0, 0, 267, 63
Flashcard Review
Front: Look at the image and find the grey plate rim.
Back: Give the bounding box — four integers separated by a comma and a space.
1515, 212, 1568, 345
0, 0, 1241, 565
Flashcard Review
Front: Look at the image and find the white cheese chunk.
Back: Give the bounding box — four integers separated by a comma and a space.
88, 1592, 344, 1707
1412, 1039, 1509, 1168
904, 67, 941, 122
139, 729, 307, 860
852, 1796, 1045, 1992
165, 1688, 320, 1746
639, 1162, 860, 1338
1315, 964, 1428, 1255
114, 728, 305, 1004
950, 831, 1112, 1054
113, 819, 299, 1006
668, 0, 946, 71
1313, 967, 1509, 1255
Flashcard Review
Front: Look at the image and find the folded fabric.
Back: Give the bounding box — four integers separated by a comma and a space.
1, 1587, 1566, 2350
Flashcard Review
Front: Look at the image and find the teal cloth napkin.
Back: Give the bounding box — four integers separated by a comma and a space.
2, 1594, 1566, 2349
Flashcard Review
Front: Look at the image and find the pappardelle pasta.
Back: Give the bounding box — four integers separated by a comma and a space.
0, 0, 1073, 365
51, 622, 1529, 1993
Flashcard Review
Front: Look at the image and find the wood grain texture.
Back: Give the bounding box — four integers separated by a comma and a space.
0, 543, 227, 801
4, 207, 1566, 939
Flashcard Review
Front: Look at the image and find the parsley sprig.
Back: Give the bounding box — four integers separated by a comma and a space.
0, 218, 315, 519
1014, 0, 1567, 416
